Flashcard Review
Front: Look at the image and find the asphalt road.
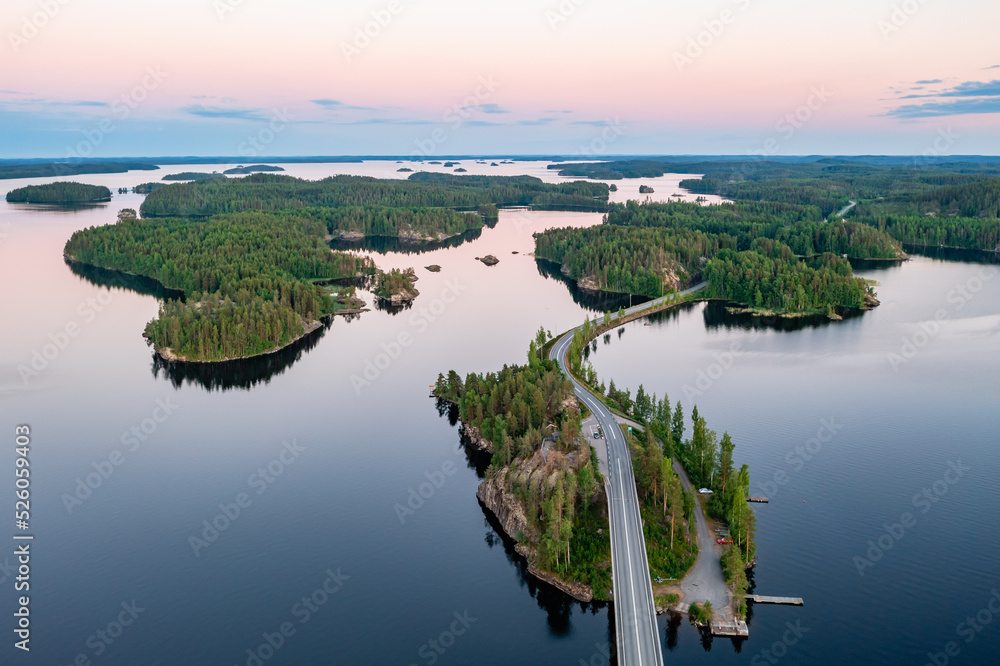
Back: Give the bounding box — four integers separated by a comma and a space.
549, 283, 706, 666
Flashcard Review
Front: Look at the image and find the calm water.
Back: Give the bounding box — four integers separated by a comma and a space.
0, 162, 997, 665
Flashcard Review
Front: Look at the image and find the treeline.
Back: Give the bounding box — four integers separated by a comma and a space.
162, 172, 221, 181
65, 211, 374, 361
312, 206, 483, 239
139, 173, 609, 218
536, 225, 719, 298
705, 243, 871, 313
605, 200, 905, 259
6, 182, 112, 204
434, 331, 611, 595
536, 203, 878, 312
863, 214, 1000, 251
0, 161, 157, 180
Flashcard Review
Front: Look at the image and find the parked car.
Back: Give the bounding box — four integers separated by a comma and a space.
699, 488, 714, 495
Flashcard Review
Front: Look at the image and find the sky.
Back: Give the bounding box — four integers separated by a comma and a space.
1, 0, 1000, 158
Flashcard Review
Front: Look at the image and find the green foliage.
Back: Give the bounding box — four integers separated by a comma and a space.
374, 269, 416, 300
0, 161, 157, 181
605, 199, 904, 259
705, 245, 871, 312
162, 172, 221, 181
865, 213, 1000, 251
313, 205, 483, 239
64, 211, 374, 361
140, 173, 609, 218
689, 601, 714, 624
6, 182, 111, 204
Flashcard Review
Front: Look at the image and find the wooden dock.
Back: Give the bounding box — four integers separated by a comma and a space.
711, 620, 749, 637
747, 497, 769, 503
746, 595, 803, 606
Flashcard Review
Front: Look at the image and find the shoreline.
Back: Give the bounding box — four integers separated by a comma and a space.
65, 256, 366, 365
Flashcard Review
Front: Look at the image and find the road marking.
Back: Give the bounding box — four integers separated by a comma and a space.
618, 458, 643, 666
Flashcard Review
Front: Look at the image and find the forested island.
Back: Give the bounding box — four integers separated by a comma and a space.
64, 172, 608, 363
162, 172, 221, 181
138, 173, 609, 217
536, 200, 881, 315
374, 268, 419, 305
65, 211, 375, 362
6, 182, 112, 204
548, 157, 1000, 252
223, 165, 285, 175
435, 323, 758, 620
0, 161, 157, 180
434, 332, 612, 601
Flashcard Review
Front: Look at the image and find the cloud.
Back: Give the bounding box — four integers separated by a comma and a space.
182, 104, 268, 120
461, 102, 508, 114
569, 119, 615, 126
887, 78, 1000, 117
545, 109, 574, 114
465, 119, 503, 127
915, 79, 943, 85
311, 98, 377, 111
517, 117, 557, 126
985, 65, 1000, 70
935, 79, 1000, 98
888, 97, 1000, 119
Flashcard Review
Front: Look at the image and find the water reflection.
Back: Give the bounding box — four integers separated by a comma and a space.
701, 300, 867, 333
534, 258, 645, 313
150, 317, 341, 391
330, 227, 486, 256
67, 258, 184, 301
478, 509, 610, 637
904, 243, 1000, 265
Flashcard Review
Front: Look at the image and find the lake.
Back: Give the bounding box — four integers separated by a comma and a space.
0, 161, 996, 665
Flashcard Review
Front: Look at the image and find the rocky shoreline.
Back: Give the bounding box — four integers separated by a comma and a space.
443, 411, 596, 603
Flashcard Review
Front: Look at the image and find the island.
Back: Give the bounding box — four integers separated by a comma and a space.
433, 325, 755, 618
223, 165, 285, 175
162, 172, 221, 181
639, 185, 655, 194
6, 182, 112, 204
67, 172, 610, 363
374, 268, 419, 305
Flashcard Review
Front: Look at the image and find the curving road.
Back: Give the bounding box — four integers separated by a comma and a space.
550, 283, 706, 666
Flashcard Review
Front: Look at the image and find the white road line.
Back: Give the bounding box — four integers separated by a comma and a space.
618, 458, 643, 666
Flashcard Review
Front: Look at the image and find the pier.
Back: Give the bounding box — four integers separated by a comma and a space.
746, 595, 804, 606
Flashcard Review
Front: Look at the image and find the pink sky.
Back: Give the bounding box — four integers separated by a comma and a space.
2, 0, 1000, 156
